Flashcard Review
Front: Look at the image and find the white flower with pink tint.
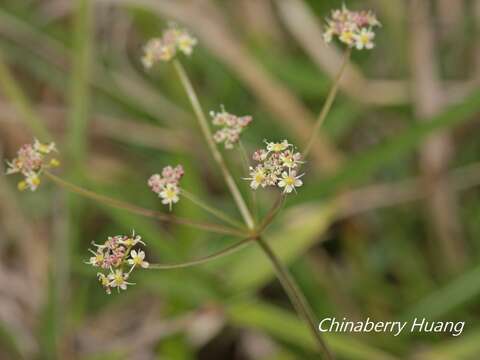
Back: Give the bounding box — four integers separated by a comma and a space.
323, 5, 380, 50
148, 165, 184, 210
6, 139, 60, 192
142, 25, 197, 67
210, 107, 252, 149
244, 139, 304, 195
86, 231, 148, 294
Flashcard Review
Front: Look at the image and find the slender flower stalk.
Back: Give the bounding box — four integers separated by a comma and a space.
149, 236, 254, 270
173, 59, 255, 230
171, 57, 332, 354
257, 194, 285, 233
180, 189, 246, 230
256, 237, 334, 359
303, 48, 351, 158
44, 171, 245, 237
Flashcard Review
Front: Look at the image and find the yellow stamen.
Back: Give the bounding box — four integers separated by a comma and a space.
17, 181, 27, 191
49, 158, 60, 167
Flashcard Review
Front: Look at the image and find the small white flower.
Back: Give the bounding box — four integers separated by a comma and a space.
353, 28, 375, 50
323, 28, 334, 43
245, 166, 266, 190
119, 231, 145, 247
24, 172, 41, 191
5, 159, 22, 175
280, 151, 303, 169
266, 140, 291, 153
177, 32, 197, 56
339, 30, 355, 46
97, 273, 112, 294
87, 249, 104, 267
159, 183, 180, 210
128, 250, 149, 269
6, 140, 60, 192
33, 138, 57, 154
323, 5, 380, 50
278, 171, 303, 194
108, 270, 134, 292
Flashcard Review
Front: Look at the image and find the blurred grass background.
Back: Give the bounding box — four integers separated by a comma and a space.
1, 0, 480, 359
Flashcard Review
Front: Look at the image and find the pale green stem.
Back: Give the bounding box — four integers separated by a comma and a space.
303, 48, 351, 158
257, 194, 285, 233
149, 236, 254, 269
173, 60, 255, 230
256, 237, 334, 359
44, 171, 245, 237
173, 58, 332, 358
180, 189, 246, 230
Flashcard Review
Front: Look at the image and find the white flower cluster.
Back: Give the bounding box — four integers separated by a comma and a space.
142, 25, 197, 67
210, 107, 252, 149
245, 140, 304, 194
5, 139, 60, 191
323, 5, 381, 50
148, 165, 184, 210
86, 231, 149, 294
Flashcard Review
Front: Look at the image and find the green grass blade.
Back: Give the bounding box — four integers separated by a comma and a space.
402, 265, 480, 321
68, 0, 93, 163
296, 88, 480, 203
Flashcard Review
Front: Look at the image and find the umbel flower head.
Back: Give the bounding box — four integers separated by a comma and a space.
244, 140, 304, 194
86, 231, 149, 294
148, 165, 184, 210
142, 24, 197, 67
323, 4, 381, 50
5, 139, 60, 191
210, 106, 253, 149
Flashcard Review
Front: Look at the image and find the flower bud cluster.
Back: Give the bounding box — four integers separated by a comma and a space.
5, 139, 60, 191
142, 25, 197, 67
210, 107, 252, 149
148, 165, 184, 210
245, 140, 304, 194
86, 232, 149, 294
323, 5, 380, 50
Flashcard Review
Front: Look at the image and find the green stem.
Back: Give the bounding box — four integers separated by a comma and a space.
149, 237, 254, 269
303, 48, 351, 158
173, 60, 255, 230
256, 237, 334, 359
44, 171, 245, 237
181, 189, 246, 230
257, 194, 285, 233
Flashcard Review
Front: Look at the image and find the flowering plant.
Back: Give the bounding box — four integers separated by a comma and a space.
87, 232, 148, 294
5, 7, 380, 358
323, 4, 381, 50
6, 139, 59, 191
